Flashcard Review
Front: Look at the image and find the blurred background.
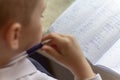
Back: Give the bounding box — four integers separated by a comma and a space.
42, 0, 74, 33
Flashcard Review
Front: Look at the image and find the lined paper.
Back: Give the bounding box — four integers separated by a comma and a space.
48, 0, 120, 64
96, 38, 120, 74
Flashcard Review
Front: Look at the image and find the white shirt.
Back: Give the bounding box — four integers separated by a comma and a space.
0, 57, 102, 80
0, 58, 57, 80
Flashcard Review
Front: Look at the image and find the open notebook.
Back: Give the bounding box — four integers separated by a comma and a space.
47, 0, 120, 79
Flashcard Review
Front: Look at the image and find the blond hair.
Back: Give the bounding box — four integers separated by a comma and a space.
0, 0, 39, 27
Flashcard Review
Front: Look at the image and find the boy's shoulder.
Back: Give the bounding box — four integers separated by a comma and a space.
0, 58, 56, 80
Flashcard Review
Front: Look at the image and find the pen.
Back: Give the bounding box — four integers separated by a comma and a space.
27, 43, 44, 54
27, 40, 50, 55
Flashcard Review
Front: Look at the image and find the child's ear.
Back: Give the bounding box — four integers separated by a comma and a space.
5, 23, 21, 50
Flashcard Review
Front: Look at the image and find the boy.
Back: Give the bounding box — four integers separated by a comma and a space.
0, 0, 102, 80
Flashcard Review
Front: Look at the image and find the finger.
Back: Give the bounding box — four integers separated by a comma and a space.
43, 42, 62, 54
57, 33, 74, 38
42, 33, 65, 44
41, 45, 62, 60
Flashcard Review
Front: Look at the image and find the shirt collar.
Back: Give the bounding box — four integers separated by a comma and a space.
0, 58, 37, 80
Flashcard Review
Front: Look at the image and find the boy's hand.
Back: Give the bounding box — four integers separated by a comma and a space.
41, 33, 95, 80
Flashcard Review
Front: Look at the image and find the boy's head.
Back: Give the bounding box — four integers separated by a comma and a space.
0, 0, 45, 66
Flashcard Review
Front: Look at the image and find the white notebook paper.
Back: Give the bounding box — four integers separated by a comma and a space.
48, 0, 120, 79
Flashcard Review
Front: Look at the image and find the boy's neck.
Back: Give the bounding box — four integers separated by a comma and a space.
0, 58, 10, 68
0, 53, 17, 68
0, 52, 26, 68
